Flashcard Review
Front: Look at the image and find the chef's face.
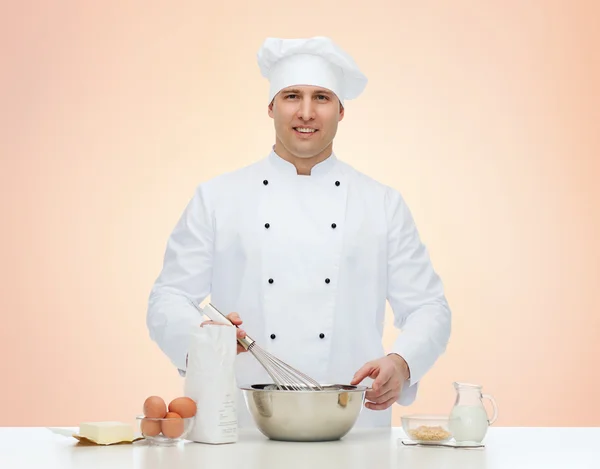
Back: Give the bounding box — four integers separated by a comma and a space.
268, 85, 344, 160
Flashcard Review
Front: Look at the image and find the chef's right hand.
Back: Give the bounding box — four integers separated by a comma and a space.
200, 312, 247, 355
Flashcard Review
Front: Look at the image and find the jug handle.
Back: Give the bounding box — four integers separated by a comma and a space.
482, 393, 498, 425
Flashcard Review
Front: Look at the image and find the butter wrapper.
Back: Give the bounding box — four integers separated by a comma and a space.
47, 427, 144, 445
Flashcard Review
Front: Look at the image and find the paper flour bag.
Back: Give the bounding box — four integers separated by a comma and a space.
184, 323, 238, 444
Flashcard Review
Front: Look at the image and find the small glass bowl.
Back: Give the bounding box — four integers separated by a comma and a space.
136, 415, 194, 446
401, 414, 457, 443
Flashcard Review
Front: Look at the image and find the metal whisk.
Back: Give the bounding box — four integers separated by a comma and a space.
190, 301, 323, 391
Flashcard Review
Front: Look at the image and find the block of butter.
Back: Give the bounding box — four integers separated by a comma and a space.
76, 422, 138, 445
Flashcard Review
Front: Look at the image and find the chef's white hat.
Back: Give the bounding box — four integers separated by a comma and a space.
257, 36, 367, 105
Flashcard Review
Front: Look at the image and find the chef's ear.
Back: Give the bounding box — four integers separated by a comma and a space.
268, 99, 275, 118
338, 101, 345, 122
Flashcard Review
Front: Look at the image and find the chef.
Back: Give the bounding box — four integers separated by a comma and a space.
146, 36, 451, 428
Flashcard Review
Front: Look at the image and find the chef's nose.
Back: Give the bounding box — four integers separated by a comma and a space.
296, 98, 316, 121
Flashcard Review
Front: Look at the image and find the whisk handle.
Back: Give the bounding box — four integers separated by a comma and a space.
203, 303, 254, 351
203, 303, 234, 326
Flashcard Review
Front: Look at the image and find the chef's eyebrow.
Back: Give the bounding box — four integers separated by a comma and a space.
281, 88, 333, 96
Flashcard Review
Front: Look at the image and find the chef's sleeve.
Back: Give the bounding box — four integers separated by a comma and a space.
146, 184, 214, 376
385, 187, 451, 404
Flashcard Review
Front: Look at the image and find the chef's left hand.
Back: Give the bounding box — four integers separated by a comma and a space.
350, 354, 410, 410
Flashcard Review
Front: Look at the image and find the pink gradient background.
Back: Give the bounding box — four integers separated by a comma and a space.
1, 1, 599, 427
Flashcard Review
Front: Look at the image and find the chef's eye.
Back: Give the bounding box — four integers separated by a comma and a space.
316, 95, 329, 101
285, 94, 298, 99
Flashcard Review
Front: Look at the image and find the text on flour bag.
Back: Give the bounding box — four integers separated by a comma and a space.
184, 323, 238, 444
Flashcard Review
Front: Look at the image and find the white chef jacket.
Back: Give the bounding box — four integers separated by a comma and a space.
147, 148, 451, 428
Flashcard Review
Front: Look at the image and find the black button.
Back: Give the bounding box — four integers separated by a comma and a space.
331, 223, 337, 229
319, 333, 325, 339
325, 278, 330, 284
270, 334, 276, 339
265, 223, 270, 229
268, 278, 274, 284
335, 181, 340, 186
263, 180, 269, 185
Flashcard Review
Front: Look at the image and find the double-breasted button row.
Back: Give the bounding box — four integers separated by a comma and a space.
264, 222, 336, 229
262, 179, 341, 187
269, 333, 326, 340
268, 278, 331, 284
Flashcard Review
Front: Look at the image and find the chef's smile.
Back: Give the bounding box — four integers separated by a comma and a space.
293, 127, 318, 137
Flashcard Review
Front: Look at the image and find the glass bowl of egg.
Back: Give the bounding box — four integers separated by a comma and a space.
137, 395, 197, 446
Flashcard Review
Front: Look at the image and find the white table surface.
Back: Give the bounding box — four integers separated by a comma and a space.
0, 426, 598, 469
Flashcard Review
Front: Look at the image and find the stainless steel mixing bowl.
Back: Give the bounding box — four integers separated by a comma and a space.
240, 384, 367, 442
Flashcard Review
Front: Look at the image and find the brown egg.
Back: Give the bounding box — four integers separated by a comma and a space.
143, 396, 167, 418
140, 417, 161, 437
161, 412, 184, 438
168, 397, 197, 418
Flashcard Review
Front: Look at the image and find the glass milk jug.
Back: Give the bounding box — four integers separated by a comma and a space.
449, 382, 498, 444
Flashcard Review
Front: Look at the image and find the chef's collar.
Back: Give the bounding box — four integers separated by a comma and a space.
268, 147, 338, 178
